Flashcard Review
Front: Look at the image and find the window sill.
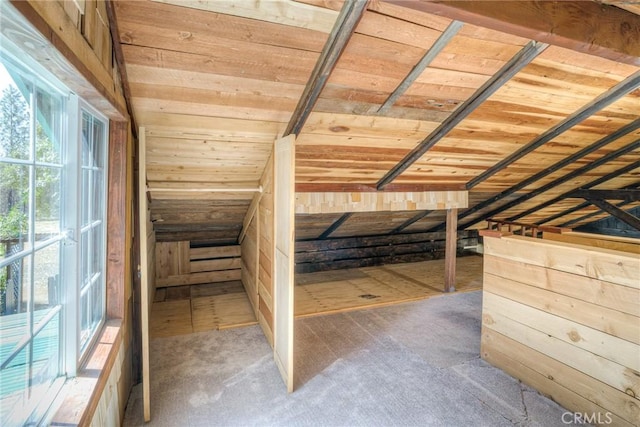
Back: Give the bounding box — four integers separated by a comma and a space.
50, 319, 122, 426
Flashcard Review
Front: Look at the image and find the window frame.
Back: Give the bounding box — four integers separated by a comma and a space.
0, 41, 110, 424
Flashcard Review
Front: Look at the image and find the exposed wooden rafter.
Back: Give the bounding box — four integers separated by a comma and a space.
318, 213, 354, 239
567, 189, 640, 202
459, 119, 640, 221
466, 71, 640, 189
560, 200, 633, 227
376, 40, 547, 190
456, 142, 640, 229
390, 211, 432, 234
587, 199, 640, 230
283, 0, 368, 137
105, 0, 138, 138
376, 20, 463, 114
507, 160, 640, 222
386, 0, 640, 65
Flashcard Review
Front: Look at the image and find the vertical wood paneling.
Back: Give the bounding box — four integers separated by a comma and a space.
273, 134, 295, 393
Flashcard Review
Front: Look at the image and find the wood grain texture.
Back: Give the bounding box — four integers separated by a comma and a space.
389, 1, 640, 65
295, 191, 468, 214
482, 235, 640, 423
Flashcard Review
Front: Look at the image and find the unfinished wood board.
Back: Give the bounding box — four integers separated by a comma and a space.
542, 231, 640, 254
295, 256, 483, 318
150, 299, 193, 338
192, 292, 258, 332
149, 281, 258, 338
295, 191, 468, 214
273, 134, 295, 392
481, 329, 636, 427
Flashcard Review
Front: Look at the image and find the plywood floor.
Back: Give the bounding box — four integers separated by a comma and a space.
150, 281, 258, 338
151, 256, 483, 338
295, 255, 483, 318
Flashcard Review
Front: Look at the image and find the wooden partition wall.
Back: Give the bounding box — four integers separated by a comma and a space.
481, 233, 639, 426
155, 242, 241, 287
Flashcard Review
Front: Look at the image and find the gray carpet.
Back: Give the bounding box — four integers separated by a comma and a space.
123, 291, 578, 426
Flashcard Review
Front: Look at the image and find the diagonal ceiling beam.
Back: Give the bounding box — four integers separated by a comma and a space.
560, 200, 633, 228
390, 211, 432, 234
541, 183, 639, 226
318, 213, 354, 239
283, 0, 368, 137
385, 1, 640, 65
377, 20, 463, 114
376, 40, 547, 190
587, 199, 640, 231
456, 141, 640, 229
567, 189, 640, 202
458, 119, 640, 221
507, 159, 640, 222
466, 70, 640, 189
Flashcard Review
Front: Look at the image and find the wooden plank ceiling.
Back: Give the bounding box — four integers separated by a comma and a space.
114, 0, 640, 243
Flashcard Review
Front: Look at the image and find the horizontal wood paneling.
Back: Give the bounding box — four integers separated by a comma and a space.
482, 235, 640, 424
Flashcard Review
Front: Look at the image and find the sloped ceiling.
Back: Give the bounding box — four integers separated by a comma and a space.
113, 0, 640, 243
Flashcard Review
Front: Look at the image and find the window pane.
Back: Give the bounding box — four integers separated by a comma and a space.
35, 166, 61, 242
81, 229, 89, 287
91, 170, 103, 221
1, 252, 30, 319
82, 168, 90, 226
31, 313, 60, 394
91, 119, 104, 168
79, 287, 90, 351
90, 224, 102, 277
90, 280, 102, 332
0, 343, 31, 426
0, 78, 31, 161
35, 89, 62, 164
34, 243, 60, 312
81, 112, 91, 167
0, 163, 30, 259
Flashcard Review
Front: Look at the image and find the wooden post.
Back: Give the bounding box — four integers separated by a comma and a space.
444, 208, 457, 293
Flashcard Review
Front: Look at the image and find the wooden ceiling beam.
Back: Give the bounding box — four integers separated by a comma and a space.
456, 141, 640, 229
295, 183, 467, 192
386, 0, 640, 65
106, 0, 138, 138
507, 160, 640, 222
318, 212, 354, 239
377, 20, 463, 114
568, 189, 640, 202
538, 201, 592, 225
283, 0, 368, 137
390, 211, 432, 234
459, 118, 640, 221
466, 70, 640, 189
560, 199, 633, 227
375, 40, 547, 190
587, 199, 640, 230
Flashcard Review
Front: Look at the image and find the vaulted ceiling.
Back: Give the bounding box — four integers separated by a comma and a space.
113, 0, 640, 243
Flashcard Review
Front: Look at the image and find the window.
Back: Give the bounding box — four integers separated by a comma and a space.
0, 43, 108, 425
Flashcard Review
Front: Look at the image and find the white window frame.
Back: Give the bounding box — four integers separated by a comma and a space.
0, 33, 109, 423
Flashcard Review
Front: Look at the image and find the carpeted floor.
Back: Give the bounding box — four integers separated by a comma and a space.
123, 291, 576, 426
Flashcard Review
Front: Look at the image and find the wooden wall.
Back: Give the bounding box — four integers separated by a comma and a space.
481, 234, 640, 426
257, 154, 275, 346
295, 230, 479, 274
240, 152, 275, 347
155, 242, 242, 287
241, 214, 259, 318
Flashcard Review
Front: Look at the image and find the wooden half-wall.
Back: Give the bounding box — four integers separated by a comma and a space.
241, 152, 275, 346
481, 233, 640, 426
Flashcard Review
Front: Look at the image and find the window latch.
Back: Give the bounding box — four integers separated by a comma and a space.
62, 228, 77, 245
